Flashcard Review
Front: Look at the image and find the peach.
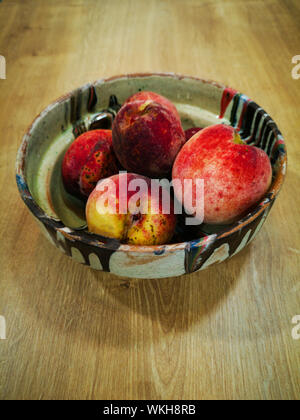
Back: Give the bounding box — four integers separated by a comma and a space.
172, 124, 272, 224
86, 173, 177, 245
62, 129, 118, 198
112, 91, 185, 177
124, 91, 179, 115
185, 127, 203, 141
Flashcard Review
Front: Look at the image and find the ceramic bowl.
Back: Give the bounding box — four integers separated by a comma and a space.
16, 73, 287, 279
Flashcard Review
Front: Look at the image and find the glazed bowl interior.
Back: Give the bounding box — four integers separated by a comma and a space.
16, 73, 286, 269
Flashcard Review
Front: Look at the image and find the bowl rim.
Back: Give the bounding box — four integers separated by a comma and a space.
15, 72, 287, 253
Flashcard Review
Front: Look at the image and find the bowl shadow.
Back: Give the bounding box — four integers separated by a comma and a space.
88, 247, 248, 335
18, 233, 249, 351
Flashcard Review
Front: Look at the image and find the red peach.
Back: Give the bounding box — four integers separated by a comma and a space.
112, 91, 185, 177
124, 91, 180, 116
172, 124, 272, 224
184, 127, 203, 141
86, 173, 177, 245
62, 129, 118, 198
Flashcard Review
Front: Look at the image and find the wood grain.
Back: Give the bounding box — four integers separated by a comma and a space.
0, 0, 299, 400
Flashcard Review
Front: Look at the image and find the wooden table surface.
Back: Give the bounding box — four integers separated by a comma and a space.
0, 0, 299, 400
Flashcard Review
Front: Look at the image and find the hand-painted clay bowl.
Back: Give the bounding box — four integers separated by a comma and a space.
16, 73, 287, 279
